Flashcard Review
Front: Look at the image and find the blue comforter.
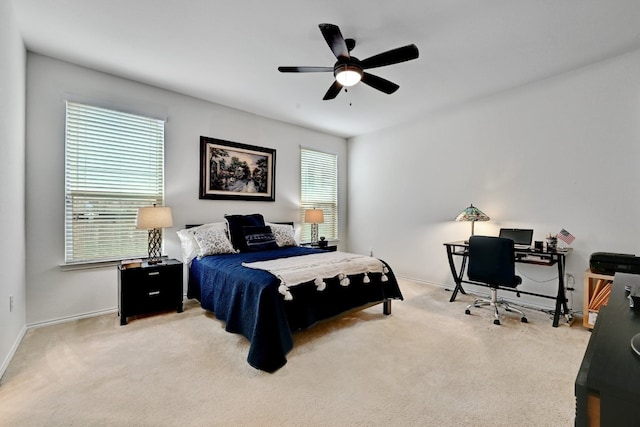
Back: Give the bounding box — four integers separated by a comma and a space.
188, 246, 403, 372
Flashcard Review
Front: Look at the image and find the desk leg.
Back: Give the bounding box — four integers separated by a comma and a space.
552, 255, 569, 327
446, 245, 467, 302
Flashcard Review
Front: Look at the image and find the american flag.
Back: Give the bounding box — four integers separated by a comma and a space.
557, 228, 575, 244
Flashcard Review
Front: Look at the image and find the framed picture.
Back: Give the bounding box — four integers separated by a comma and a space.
199, 136, 276, 201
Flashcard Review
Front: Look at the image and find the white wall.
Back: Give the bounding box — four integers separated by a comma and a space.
25, 53, 347, 325
0, 0, 27, 375
348, 48, 640, 311
22, 40, 640, 325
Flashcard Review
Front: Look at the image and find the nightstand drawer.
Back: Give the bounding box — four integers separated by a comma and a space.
124, 266, 180, 286
118, 259, 183, 325
301, 243, 338, 251
127, 275, 178, 310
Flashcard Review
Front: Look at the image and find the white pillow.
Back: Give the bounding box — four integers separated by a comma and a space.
176, 222, 228, 263
267, 223, 298, 247
193, 227, 236, 258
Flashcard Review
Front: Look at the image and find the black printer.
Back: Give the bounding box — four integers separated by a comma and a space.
590, 252, 640, 275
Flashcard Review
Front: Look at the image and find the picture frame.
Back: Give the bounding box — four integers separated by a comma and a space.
199, 136, 276, 201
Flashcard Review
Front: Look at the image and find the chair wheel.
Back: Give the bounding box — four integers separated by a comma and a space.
493, 319, 501, 325
465, 309, 471, 315
521, 317, 528, 323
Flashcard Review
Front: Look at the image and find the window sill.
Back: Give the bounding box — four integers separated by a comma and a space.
59, 256, 150, 271
59, 260, 121, 271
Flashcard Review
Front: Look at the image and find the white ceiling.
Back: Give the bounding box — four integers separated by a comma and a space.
12, 0, 640, 138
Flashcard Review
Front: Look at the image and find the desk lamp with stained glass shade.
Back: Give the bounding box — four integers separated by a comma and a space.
455, 204, 490, 242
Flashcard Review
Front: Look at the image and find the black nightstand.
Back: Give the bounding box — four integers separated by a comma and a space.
118, 259, 183, 325
301, 243, 338, 251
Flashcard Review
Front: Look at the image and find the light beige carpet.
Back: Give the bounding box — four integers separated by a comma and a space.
0, 280, 590, 426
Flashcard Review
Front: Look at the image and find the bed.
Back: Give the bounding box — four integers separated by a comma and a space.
180, 214, 403, 372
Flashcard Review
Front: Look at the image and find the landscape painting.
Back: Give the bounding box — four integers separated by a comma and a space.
199, 136, 276, 201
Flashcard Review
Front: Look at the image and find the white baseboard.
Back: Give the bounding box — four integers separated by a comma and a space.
395, 274, 448, 288
0, 325, 27, 381
26, 295, 190, 329
395, 274, 559, 312
27, 307, 118, 329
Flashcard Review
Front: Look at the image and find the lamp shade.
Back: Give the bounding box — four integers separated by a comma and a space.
304, 209, 324, 224
136, 206, 173, 229
455, 204, 490, 223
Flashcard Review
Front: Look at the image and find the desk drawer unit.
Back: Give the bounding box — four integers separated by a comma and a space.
118, 259, 183, 325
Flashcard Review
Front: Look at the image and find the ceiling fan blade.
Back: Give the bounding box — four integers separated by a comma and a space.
361, 73, 399, 94
361, 44, 419, 69
323, 80, 343, 100
319, 23, 350, 60
278, 66, 333, 73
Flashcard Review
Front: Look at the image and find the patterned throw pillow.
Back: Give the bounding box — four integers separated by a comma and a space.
176, 222, 228, 263
194, 227, 236, 258
243, 226, 279, 251
267, 223, 298, 247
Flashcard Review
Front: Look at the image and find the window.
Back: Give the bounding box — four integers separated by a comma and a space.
64, 102, 165, 264
300, 148, 338, 242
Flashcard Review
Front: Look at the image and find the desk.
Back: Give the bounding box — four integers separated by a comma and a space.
444, 241, 572, 327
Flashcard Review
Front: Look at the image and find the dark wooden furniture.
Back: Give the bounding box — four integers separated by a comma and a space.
300, 242, 337, 251
575, 272, 640, 427
118, 259, 183, 325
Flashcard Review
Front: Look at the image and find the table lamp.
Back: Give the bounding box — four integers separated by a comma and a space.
304, 208, 324, 244
136, 204, 173, 264
455, 204, 489, 240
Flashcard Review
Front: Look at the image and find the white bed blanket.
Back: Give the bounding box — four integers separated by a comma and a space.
242, 251, 388, 300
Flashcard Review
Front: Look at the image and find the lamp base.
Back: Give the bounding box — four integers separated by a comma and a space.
147, 228, 163, 264
464, 222, 475, 244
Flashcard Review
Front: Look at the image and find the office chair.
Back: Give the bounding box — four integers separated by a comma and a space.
464, 235, 528, 325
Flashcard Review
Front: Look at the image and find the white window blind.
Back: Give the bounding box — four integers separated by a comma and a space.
300, 148, 338, 242
64, 101, 165, 264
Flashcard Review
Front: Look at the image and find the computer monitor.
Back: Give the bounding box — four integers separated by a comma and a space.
498, 228, 534, 246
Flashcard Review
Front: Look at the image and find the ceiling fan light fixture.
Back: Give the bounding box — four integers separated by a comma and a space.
278, 23, 419, 100
335, 64, 363, 87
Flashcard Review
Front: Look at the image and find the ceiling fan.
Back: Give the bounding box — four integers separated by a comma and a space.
278, 23, 419, 100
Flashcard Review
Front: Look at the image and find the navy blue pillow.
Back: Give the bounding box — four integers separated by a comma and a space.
225, 214, 266, 252
243, 226, 279, 251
